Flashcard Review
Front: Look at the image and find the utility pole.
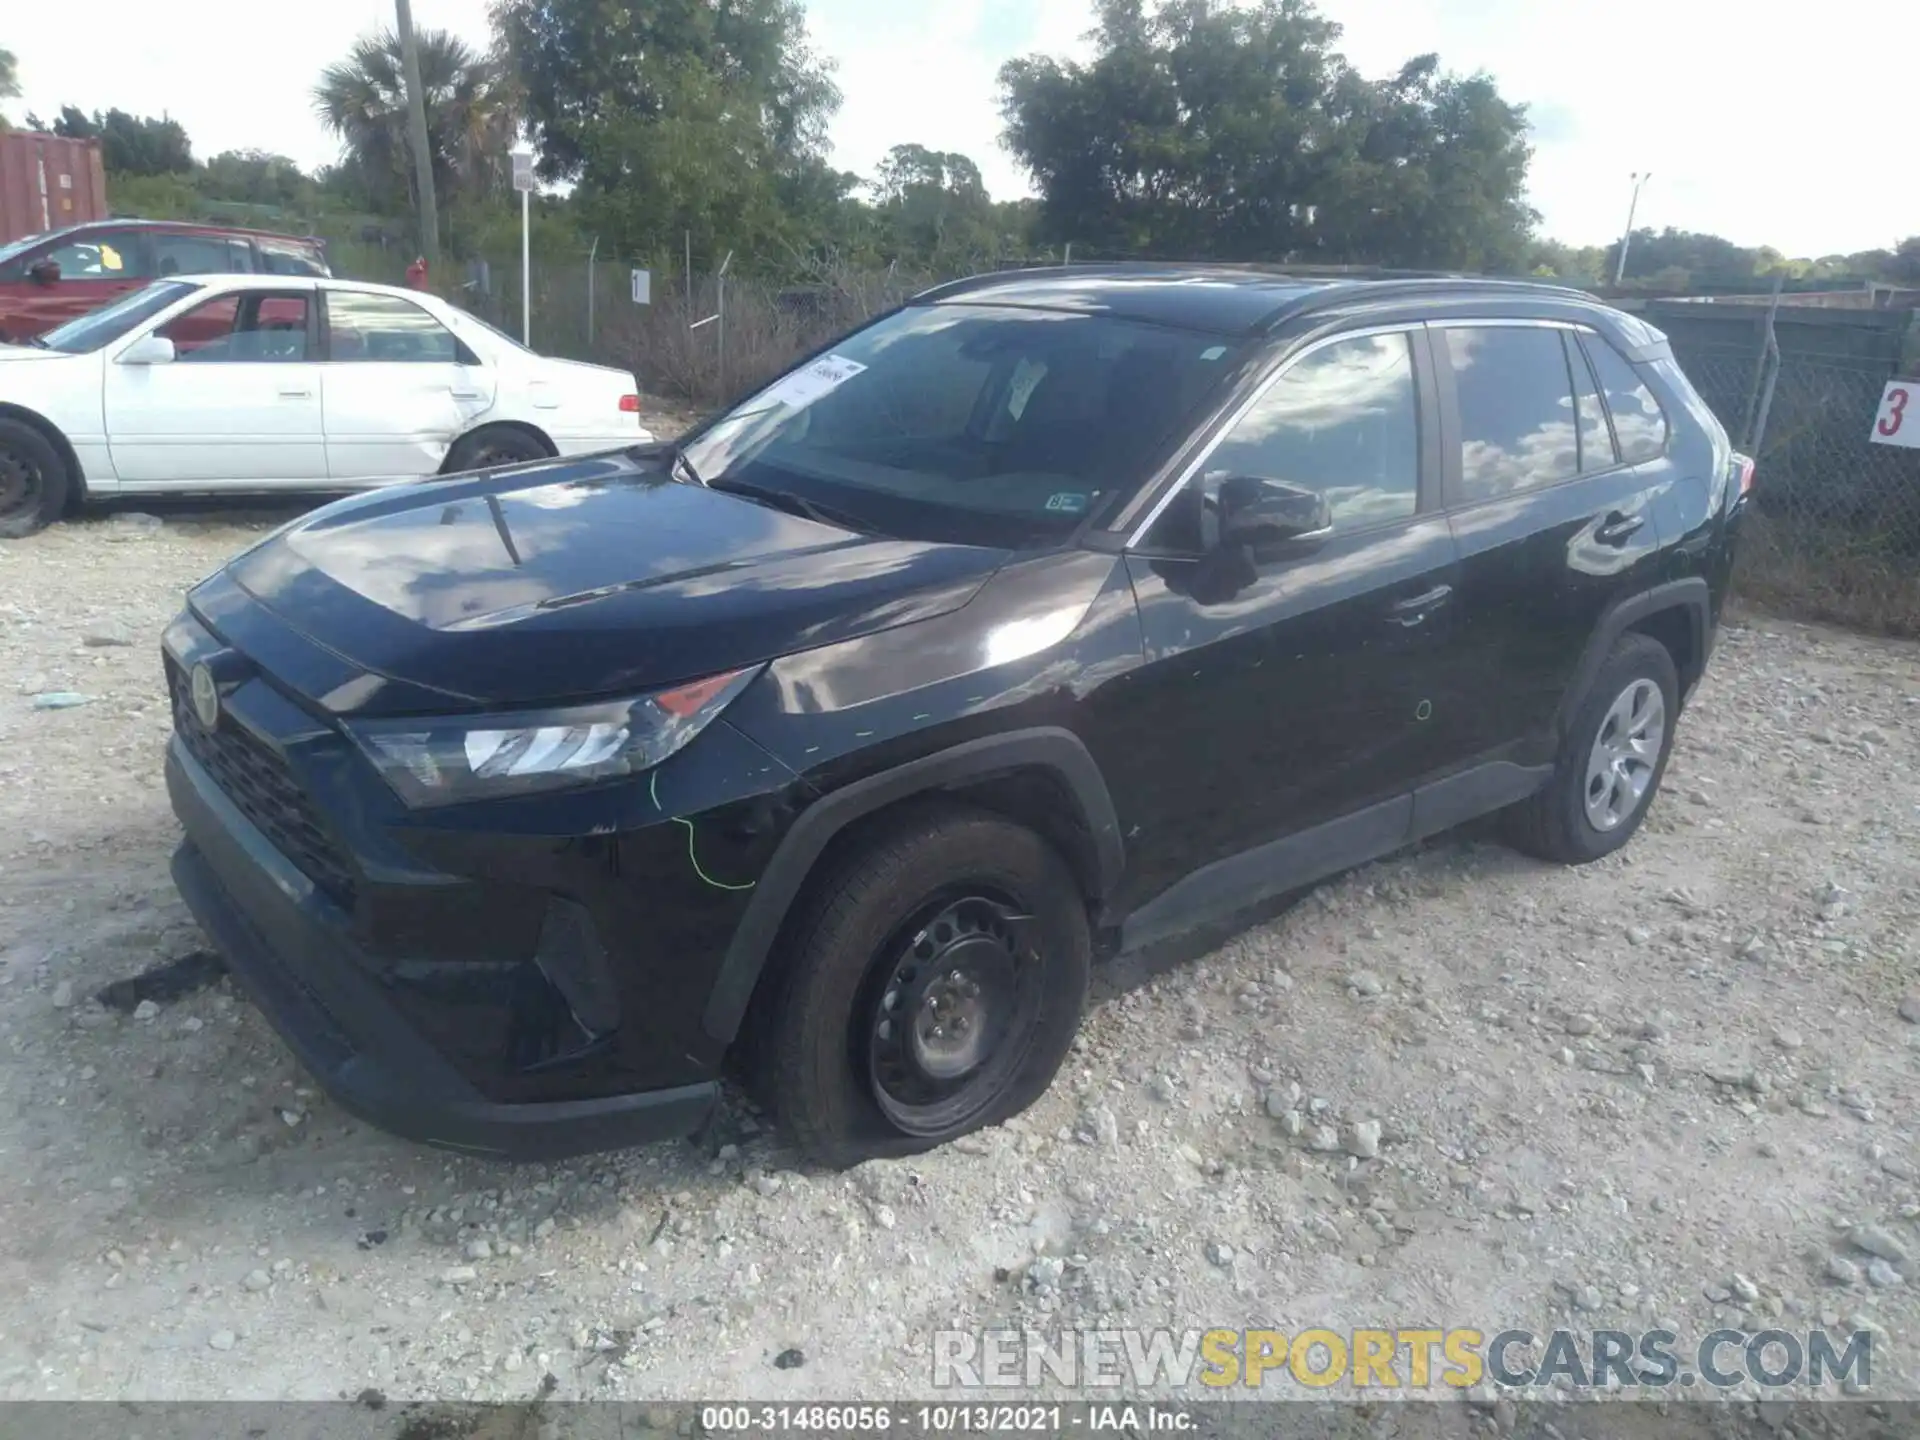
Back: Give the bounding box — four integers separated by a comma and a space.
1614, 171, 1651, 286
396, 0, 441, 267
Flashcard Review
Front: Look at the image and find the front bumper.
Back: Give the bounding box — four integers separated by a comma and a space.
167, 738, 718, 1159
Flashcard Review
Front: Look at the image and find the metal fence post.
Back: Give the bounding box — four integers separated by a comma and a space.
717, 249, 733, 399
587, 236, 599, 351
1739, 274, 1784, 453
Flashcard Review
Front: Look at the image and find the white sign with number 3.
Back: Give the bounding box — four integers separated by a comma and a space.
1872, 380, 1919, 448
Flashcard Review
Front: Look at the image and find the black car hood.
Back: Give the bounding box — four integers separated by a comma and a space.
220, 451, 1007, 712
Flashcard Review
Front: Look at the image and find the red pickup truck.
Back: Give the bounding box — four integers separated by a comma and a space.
0, 219, 331, 343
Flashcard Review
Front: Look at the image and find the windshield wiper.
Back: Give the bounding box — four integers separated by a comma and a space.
24, 334, 50, 349
705, 475, 876, 534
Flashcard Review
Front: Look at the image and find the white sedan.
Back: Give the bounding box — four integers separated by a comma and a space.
0, 274, 654, 537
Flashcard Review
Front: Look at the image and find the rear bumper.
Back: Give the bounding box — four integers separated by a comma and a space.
167, 738, 718, 1159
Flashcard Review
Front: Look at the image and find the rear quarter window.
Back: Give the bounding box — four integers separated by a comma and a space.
1584, 336, 1670, 463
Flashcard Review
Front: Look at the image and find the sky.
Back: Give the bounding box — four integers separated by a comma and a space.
3, 0, 1909, 257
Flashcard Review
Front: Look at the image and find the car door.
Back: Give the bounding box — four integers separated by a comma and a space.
1434, 320, 1667, 765
319, 289, 496, 483
1105, 325, 1467, 920
0, 227, 151, 339
104, 287, 327, 484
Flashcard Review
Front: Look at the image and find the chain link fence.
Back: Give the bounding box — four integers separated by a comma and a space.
1664, 313, 1920, 636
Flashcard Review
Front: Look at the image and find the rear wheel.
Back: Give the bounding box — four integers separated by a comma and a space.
1506, 633, 1678, 864
443, 426, 551, 474
0, 420, 71, 539
752, 806, 1090, 1167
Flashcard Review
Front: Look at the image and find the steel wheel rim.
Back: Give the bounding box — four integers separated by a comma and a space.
1584, 678, 1665, 832
0, 446, 40, 520
471, 444, 523, 469
864, 893, 1043, 1137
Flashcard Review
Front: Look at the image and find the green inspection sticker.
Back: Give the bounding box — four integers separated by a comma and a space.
1045, 492, 1090, 513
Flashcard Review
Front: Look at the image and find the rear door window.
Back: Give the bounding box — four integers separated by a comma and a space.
1444, 326, 1580, 503
324, 290, 460, 363
153, 233, 244, 277
1583, 336, 1669, 463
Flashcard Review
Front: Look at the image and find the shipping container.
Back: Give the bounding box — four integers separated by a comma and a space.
0, 132, 110, 246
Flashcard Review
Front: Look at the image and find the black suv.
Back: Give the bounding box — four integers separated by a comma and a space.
162, 266, 1751, 1164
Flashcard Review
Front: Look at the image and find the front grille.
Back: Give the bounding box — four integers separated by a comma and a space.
168, 661, 359, 909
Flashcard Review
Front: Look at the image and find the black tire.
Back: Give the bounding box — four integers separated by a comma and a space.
1506, 632, 1679, 864
443, 426, 551, 474
750, 805, 1091, 1167
0, 419, 71, 539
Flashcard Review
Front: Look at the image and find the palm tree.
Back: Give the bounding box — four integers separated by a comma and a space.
313, 28, 518, 219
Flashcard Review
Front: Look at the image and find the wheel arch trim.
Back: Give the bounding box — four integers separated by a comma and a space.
1556, 578, 1710, 739
700, 727, 1123, 1043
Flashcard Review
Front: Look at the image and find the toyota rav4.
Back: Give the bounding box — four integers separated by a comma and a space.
161, 266, 1752, 1164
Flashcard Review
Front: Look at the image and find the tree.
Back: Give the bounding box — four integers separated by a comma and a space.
0, 47, 18, 130
313, 27, 517, 219
197, 150, 316, 210
1603, 227, 1755, 289
1887, 237, 1920, 286
998, 0, 1535, 270
43, 105, 191, 175
868, 144, 1007, 266
492, 0, 840, 263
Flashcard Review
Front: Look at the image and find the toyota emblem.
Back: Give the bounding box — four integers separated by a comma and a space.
189, 663, 220, 729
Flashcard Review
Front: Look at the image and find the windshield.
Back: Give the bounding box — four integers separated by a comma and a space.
0, 232, 49, 268
40, 280, 201, 354
680, 304, 1245, 547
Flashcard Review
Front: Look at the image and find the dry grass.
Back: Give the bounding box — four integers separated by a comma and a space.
1733, 509, 1920, 638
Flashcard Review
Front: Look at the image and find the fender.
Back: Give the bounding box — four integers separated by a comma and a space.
700, 727, 1123, 1043
1555, 577, 1711, 736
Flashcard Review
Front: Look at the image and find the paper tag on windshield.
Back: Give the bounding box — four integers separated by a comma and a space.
763, 354, 867, 409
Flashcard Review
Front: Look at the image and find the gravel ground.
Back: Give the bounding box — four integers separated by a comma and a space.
3, 498, 1920, 1414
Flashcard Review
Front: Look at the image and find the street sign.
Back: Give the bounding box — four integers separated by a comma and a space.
630, 268, 652, 305
1872, 380, 1920, 449
511, 150, 534, 194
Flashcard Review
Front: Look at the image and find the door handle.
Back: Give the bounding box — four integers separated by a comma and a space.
278, 388, 311, 398
1595, 511, 1646, 545
1387, 584, 1452, 626
449, 389, 485, 400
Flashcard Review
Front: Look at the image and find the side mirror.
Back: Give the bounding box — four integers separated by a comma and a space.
28, 260, 60, 286
118, 335, 177, 366
1214, 473, 1333, 548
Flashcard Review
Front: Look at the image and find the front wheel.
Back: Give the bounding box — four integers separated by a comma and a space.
0, 419, 71, 539
1505, 632, 1678, 864
752, 806, 1090, 1167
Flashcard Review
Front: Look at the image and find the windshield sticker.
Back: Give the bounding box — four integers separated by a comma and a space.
1200, 345, 1227, 361
1007, 358, 1048, 419
1044, 492, 1089, 514
762, 353, 867, 409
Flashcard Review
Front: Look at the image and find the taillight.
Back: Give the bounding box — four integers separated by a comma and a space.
619, 394, 641, 413
1733, 452, 1756, 498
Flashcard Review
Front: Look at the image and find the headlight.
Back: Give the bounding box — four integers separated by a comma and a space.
347, 667, 760, 807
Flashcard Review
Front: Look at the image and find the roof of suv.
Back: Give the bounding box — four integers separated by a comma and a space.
37, 218, 325, 246
915, 263, 1603, 338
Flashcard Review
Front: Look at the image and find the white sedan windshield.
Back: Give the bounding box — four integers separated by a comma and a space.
40, 281, 201, 354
